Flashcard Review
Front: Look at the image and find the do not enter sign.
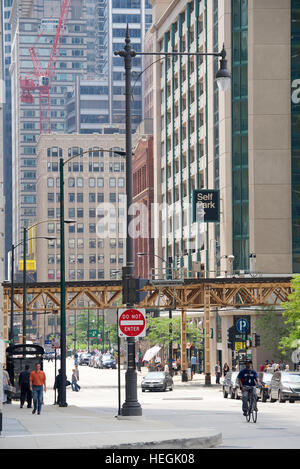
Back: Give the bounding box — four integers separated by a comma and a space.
118, 308, 146, 338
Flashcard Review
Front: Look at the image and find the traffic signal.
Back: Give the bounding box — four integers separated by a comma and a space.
254, 333, 261, 347
227, 326, 235, 350
122, 266, 136, 305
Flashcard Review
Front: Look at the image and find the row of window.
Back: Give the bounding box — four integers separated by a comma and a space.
48, 192, 125, 203
48, 269, 121, 281
47, 177, 125, 188
48, 254, 124, 265
47, 238, 124, 250
48, 222, 125, 235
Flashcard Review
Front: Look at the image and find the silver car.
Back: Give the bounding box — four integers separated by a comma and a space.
269, 371, 300, 403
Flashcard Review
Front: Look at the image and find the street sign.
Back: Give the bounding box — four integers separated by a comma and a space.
235, 341, 245, 352
118, 308, 146, 338
44, 340, 52, 353
193, 189, 220, 223
236, 318, 249, 334
88, 329, 98, 338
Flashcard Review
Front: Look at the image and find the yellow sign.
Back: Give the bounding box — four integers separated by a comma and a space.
235, 342, 245, 352
19, 259, 36, 271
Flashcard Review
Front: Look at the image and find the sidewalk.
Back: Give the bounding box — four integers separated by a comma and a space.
0, 401, 221, 449
0, 370, 222, 449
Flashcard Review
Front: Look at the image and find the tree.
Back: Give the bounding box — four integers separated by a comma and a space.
146, 316, 203, 349
279, 274, 300, 351
255, 306, 288, 360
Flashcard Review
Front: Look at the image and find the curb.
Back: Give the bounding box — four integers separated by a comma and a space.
93, 433, 223, 449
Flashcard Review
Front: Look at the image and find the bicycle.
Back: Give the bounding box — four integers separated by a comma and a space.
244, 386, 258, 423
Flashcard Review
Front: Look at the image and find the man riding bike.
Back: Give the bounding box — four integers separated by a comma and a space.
237, 360, 259, 416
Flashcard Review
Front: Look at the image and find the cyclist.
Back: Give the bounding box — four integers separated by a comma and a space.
237, 360, 259, 416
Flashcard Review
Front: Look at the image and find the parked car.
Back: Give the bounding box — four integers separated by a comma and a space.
141, 371, 174, 392
79, 352, 91, 366
269, 371, 300, 403
100, 354, 116, 369
256, 371, 273, 402
222, 371, 240, 399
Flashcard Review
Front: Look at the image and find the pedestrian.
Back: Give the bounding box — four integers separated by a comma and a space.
164, 362, 169, 373
135, 353, 141, 372
285, 364, 289, 371
259, 364, 265, 372
223, 362, 230, 376
30, 363, 46, 415
2, 366, 12, 404
74, 364, 79, 381
155, 355, 161, 371
74, 353, 79, 366
215, 361, 221, 384
71, 369, 80, 392
19, 365, 32, 409
191, 354, 197, 377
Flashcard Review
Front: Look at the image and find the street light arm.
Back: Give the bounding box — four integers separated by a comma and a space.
63, 148, 126, 166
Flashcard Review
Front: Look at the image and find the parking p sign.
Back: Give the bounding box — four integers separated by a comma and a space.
118, 308, 146, 338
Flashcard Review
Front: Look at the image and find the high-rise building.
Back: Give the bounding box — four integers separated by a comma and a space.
0, 7, 5, 432
106, 0, 152, 130
149, 0, 294, 371
150, 0, 293, 277
9, 0, 88, 250
35, 132, 141, 283
1, 0, 13, 274
65, 76, 110, 134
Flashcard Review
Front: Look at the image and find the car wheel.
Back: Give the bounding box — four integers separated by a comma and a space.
262, 393, 267, 403
279, 392, 286, 403
223, 389, 228, 398
142, 389, 145, 392
289, 399, 295, 403
270, 393, 276, 403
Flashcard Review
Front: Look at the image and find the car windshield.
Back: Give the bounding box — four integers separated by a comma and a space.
103, 355, 113, 360
146, 372, 165, 379
263, 373, 273, 383
282, 373, 300, 384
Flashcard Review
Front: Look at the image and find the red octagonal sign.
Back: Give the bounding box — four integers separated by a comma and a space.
118, 308, 146, 338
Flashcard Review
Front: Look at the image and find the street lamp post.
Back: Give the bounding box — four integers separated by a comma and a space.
9, 235, 55, 346
58, 147, 126, 407
115, 27, 231, 398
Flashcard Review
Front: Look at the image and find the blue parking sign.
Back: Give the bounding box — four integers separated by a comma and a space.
236, 318, 249, 333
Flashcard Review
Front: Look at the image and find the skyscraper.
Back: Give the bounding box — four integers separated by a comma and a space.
10, 0, 87, 248
1, 0, 13, 274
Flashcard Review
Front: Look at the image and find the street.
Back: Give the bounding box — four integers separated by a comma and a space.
42, 359, 300, 449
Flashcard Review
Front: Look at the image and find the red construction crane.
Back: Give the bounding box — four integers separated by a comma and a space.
20, 0, 72, 134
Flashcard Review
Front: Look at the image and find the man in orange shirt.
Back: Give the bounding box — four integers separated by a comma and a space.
30, 363, 46, 415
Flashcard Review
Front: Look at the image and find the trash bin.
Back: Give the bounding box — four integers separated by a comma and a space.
6, 344, 44, 399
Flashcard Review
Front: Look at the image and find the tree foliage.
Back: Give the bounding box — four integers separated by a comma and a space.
146, 316, 203, 348
279, 274, 300, 350
255, 306, 288, 360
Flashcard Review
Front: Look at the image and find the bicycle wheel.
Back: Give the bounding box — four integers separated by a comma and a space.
246, 400, 251, 422
251, 409, 257, 423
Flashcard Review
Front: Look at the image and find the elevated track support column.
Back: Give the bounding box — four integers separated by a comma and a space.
204, 286, 211, 385
181, 309, 188, 382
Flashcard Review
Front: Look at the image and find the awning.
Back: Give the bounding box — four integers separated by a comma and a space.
143, 345, 161, 362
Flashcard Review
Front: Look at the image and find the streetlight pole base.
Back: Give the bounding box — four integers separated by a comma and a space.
205, 373, 211, 386
181, 370, 188, 382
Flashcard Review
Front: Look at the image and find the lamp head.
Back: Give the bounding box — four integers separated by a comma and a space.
216, 45, 231, 92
